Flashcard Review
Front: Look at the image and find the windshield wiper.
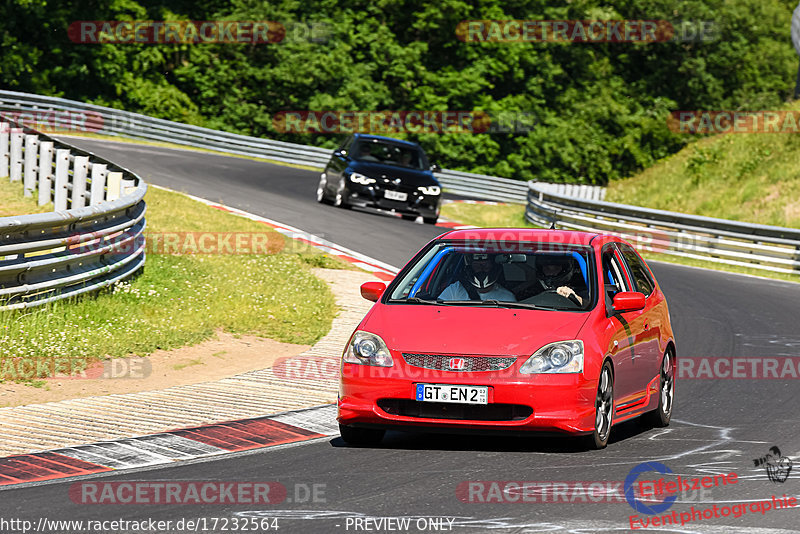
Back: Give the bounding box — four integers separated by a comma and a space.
443, 299, 539, 309
389, 297, 445, 305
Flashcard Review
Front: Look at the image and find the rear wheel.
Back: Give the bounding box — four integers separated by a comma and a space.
589, 361, 614, 449
645, 350, 674, 427
339, 424, 385, 447
401, 214, 417, 221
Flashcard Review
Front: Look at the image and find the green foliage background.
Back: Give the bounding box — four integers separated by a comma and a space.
1, 0, 797, 184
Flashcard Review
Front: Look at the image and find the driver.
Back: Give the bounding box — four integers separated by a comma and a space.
438, 253, 516, 301
534, 255, 586, 306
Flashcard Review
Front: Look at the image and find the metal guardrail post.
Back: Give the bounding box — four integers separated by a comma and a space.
53, 148, 70, 210
72, 155, 89, 208
9, 129, 23, 182
23, 134, 38, 197
90, 163, 107, 206
0, 123, 8, 178
38, 141, 53, 206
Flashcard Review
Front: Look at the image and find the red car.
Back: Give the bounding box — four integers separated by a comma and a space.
337, 229, 675, 449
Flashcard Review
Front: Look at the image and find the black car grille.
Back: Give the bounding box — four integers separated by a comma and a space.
402, 354, 517, 372
379, 179, 417, 194
378, 399, 532, 421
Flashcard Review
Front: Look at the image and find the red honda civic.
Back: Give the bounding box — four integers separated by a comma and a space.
337, 229, 676, 449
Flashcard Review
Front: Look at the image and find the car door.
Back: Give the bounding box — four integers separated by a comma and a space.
617, 242, 662, 393
600, 244, 648, 411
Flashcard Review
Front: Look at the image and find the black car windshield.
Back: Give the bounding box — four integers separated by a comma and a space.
387, 241, 596, 311
353, 140, 425, 169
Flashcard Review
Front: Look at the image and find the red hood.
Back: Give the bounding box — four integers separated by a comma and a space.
361, 303, 591, 356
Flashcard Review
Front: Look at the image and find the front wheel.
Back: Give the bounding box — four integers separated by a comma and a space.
589, 361, 614, 449
645, 350, 674, 427
339, 424, 385, 447
316, 174, 330, 204
423, 216, 438, 225
333, 179, 351, 209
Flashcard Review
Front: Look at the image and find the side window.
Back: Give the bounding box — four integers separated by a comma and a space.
618, 243, 655, 296
338, 135, 354, 153
601, 249, 629, 299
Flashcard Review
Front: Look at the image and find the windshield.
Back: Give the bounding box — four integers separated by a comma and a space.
388, 241, 596, 311
353, 140, 425, 169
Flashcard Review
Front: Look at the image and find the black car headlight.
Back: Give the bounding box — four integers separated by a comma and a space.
520, 340, 584, 374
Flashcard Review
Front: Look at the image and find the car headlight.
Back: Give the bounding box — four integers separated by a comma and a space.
417, 185, 441, 195
343, 331, 393, 367
520, 340, 584, 374
350, 172, 376, 185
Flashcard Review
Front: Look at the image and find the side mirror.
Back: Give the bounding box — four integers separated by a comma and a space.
333, 149, 348, 159
430, 163, 441, 173
612, 292, 646, 313
360, 281, 386, 302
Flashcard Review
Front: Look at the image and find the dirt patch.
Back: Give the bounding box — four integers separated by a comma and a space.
0, 330, 309, 407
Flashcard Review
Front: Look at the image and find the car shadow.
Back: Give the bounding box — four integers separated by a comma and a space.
329, 417, 658, 454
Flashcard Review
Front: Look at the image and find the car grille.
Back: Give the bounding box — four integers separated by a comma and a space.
379, 179, 417, 194
402, 354, 517, 372
378, 399, 532, 421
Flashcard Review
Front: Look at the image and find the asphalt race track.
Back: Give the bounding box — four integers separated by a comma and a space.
2, 138, 799, 533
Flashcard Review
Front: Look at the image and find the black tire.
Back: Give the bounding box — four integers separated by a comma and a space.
316, 175, 331, 204
333, 179, 351, 209
589, 361, 614, 449
645, 350, 675, 428
339, 424, 385, 447
423, 216, 438, 225
401, 214, 417, 221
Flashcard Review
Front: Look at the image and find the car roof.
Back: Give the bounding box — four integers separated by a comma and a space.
353, 133, 419, 148
436, 228, 605, 247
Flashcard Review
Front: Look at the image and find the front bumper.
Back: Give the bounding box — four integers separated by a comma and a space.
337, 362, 599, 435
345, 184, 440, 217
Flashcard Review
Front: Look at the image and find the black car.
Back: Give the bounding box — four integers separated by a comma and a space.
316, 134, 442, 224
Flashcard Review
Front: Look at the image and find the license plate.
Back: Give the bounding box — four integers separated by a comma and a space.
384, 190, 407, 201
416, 383, 488, 404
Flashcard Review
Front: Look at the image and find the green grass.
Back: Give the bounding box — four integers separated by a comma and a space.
0, 179, 53, 216
0, 184, 350, 383
606, 103, 800, 229
441, 201, 531, 228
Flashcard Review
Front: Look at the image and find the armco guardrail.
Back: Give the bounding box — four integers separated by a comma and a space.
0, 90, 609, 204
526, 182, 800, 275
0, 117, 147, 310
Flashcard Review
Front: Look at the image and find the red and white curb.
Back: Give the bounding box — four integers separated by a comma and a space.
0, 405, 338, 488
